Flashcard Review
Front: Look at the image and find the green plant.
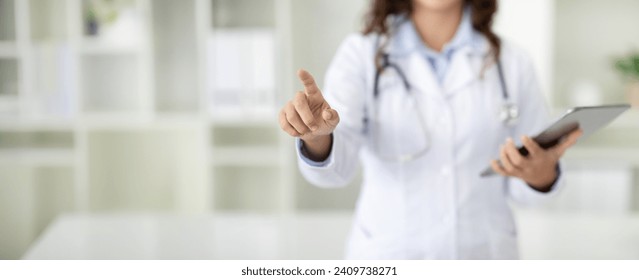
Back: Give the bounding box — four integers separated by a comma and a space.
614, 52, 639, 81
86, 0, 134, 25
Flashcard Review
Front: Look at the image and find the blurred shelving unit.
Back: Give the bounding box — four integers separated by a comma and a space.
207, 0, 287, 215
0, 0, 19, 120
0, 57, 19, 117
1, 0, 155, 259
0, 129, 75, 166
0, 0, 366, 259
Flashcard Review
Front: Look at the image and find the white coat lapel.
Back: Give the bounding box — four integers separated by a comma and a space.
399, 51, 443, 99
443, 45, 477, 95
385, 16, 443, 99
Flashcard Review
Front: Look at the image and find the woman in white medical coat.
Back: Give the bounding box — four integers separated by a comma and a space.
278, 0, 582, 259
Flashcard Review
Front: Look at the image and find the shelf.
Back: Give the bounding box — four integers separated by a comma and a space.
211, 0, 276, 29
0, 149, 75, 166
30, 42, 76, 120
0, 42, 17, 57
29, 0, 68, 43
152, 0, 199, 114
0, 129, 75, 166
0, 95, 19, 116
79, 41, 142, 56
207, 28, 277, 120
0, 126, 73, 140
87, 129, 202, 211
83, 116, 206, 131
0, 119, 75, 131
212, 165, 282, 213
209, 108, 278, 126
212, 146, 283, 166
0, 115, 205, 131
79, 0, 146, 53
80, 54, 143, 113
152, 113, 205, 124
211, 123, 280, 147
294, 172, 361, 212
0, 0, 16, 42
0, 58, 19, 99
80, 112, 148, 125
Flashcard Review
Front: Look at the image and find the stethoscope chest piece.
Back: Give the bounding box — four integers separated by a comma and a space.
499, 102, 519, 126
494, 60, 519, 127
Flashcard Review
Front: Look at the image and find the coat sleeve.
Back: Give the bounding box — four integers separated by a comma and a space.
505, 47, 565, 207
296, 34, 369, 188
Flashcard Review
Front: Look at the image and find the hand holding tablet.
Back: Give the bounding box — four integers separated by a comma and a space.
480, 104, 631, 177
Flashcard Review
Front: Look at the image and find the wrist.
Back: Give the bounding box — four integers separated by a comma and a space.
300, 134, 333, 162
300, 133, 330, 145
526, 164, 559, 192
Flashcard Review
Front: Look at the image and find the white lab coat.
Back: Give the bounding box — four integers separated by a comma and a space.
296, 28, 562, 259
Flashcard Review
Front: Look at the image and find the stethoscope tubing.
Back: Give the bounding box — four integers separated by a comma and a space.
370, 34, 519, 162
373, 52, 510, 101
372, 48, 518, 126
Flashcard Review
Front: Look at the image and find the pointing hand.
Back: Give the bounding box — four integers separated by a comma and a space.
279, 69, 340, 142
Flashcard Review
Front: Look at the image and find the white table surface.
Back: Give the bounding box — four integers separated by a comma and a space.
23, 211, 639, 259
23, 212, 353, 260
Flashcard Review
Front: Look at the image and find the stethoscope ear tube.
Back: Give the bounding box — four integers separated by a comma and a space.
496, 59, 510, 100
374, 53, 411, 98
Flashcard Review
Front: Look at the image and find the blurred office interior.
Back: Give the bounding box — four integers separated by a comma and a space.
0, 0, 639, 259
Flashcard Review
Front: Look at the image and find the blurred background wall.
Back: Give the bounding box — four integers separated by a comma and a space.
0, 0, 638, 259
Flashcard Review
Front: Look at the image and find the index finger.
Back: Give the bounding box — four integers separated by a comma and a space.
521, 135, 543, 157
297, 69, 321, 95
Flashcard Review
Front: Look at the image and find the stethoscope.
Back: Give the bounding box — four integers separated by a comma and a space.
370, 40, 520, 162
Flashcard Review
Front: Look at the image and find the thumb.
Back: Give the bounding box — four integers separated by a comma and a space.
322, 108, 340, 127
550, 128, 583, 158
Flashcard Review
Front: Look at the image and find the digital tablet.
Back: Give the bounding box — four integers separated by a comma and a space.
480, 104, 631, 177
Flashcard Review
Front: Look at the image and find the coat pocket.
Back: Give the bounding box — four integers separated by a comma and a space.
487, 219, 519, 259
345, 219, 406, 259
